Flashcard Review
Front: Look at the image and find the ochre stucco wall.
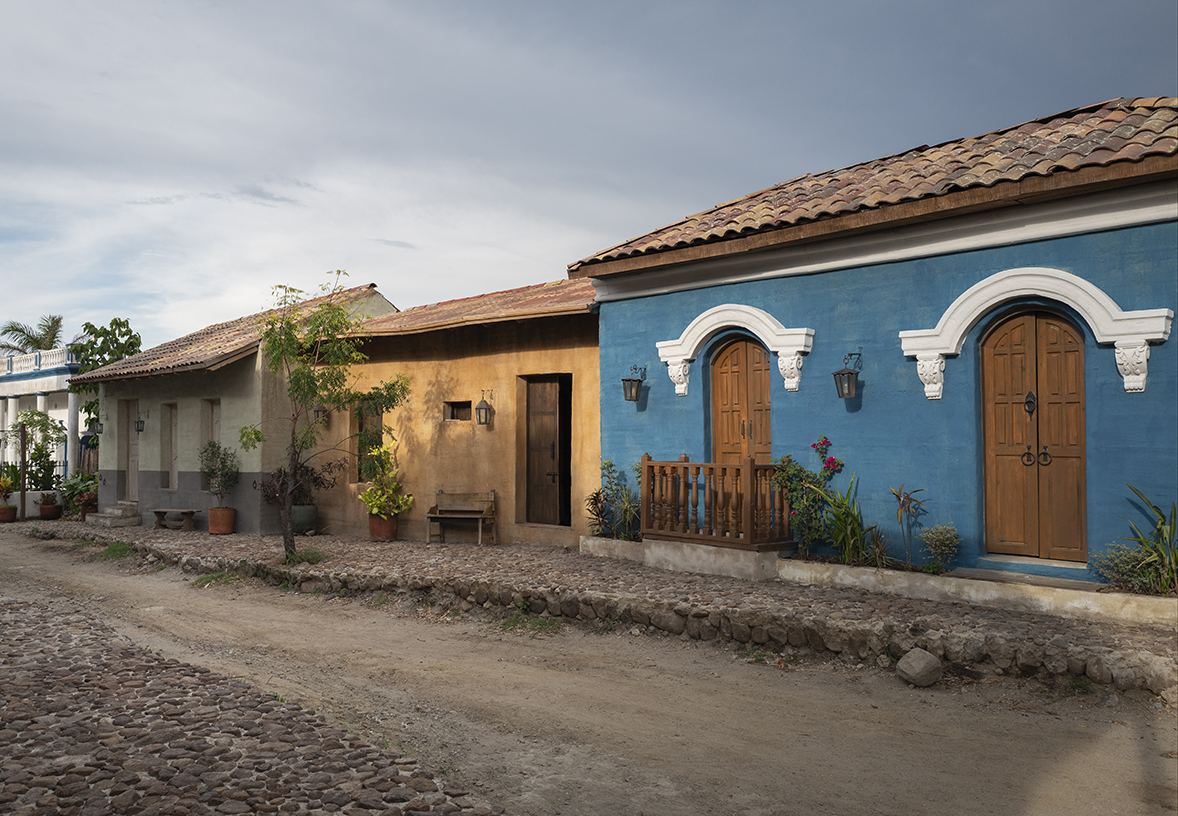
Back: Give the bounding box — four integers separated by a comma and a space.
315, 313, 600, 547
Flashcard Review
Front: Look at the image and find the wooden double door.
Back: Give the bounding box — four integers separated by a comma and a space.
982, 312, 1086, 561
711, 339, 772, 464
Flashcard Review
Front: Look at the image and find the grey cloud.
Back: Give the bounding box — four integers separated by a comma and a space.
372, 239, 419, 250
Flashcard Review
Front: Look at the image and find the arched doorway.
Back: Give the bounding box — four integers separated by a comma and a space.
711, 338, 772, 464
982, 311, 1086, 561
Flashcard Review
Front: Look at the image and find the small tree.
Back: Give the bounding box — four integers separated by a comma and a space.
239, 273, 409, 563
70, 318, 142, 428
199, 441, 241, 507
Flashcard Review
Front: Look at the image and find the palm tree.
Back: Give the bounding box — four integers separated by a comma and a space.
0, 314, 65, 356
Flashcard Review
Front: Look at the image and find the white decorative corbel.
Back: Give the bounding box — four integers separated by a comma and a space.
657, 304, 814, 397
1115, 341, 1150, 392
777, 351, 804, 392
915, 354, 946, 400
666, 359, 690, 396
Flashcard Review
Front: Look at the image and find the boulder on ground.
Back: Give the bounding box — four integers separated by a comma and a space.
896, 647, 942, 687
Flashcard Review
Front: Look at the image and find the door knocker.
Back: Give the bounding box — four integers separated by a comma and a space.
1021, 445, 1035, 466
1038, 446, 1052, 466
1023, 390, 1037, 418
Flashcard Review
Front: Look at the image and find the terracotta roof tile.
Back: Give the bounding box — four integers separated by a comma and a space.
570, 98, 1177, 272
72, 284, 390, 384
362, 278, 596, 336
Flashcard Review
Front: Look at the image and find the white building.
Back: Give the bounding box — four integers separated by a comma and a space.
0, 348, 84, 479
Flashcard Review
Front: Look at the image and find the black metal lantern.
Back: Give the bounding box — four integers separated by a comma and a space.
93, 421, 103, 435
313, 403, 329, 423
475, 390, 492, 426
832, 350, 862, 399
134, 416, 145, 433
622, 365, 646, 402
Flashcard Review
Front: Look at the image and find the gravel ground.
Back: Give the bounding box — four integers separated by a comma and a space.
0, 596, 506, 816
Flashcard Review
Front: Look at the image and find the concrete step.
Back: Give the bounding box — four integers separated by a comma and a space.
85, 514, 142, 528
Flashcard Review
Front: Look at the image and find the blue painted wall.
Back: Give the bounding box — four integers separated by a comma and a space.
598, 222, 1178, 574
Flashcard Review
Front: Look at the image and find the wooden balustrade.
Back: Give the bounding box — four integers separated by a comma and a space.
638, 454, 791, 551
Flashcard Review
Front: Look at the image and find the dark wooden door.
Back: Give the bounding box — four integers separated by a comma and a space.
527, 380, 561, 524
124, 399, 139, 502
983, 313, 1086, 561
711, 339, 772, 464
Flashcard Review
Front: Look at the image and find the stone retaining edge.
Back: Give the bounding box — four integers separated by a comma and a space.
776, 559, 1178, 629
72, 528, 1178, 696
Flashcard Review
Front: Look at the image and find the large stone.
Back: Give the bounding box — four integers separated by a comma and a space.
896, 648, 942, 687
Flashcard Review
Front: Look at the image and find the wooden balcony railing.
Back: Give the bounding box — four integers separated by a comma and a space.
639, 454, 792, 552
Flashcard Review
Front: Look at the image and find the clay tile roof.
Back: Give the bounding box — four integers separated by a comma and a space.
570, 97, 1178, 273
72, 284, 389, 384
362, 278, 596, 336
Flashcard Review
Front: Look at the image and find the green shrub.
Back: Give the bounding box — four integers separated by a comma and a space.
585, 459, 640, 540
1091, 542, 1156, 593
918, 524, 961, 567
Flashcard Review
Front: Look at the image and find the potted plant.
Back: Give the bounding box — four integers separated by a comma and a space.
36, 491, 63, 520
60, 471, 99, 521
358, 443, 413, 541
199, 441, 241, 535
262, 459, 346, 535
0, 472, 15, 523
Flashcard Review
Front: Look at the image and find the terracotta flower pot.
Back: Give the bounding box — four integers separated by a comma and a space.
80, 504, 98, 523
208, 506, 236, 535
0, 506, 15, 523
368, 513, 398, 542
39, 505, 63, 520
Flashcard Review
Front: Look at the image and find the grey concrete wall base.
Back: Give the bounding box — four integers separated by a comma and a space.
777, 559, 1178, 629
581, 535, 779, 581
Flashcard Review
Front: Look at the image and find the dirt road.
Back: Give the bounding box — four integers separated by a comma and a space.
1, 529, 1175, 816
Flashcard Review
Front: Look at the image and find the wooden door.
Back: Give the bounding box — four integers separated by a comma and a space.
526, 380, 561, 524
124, 399, 139, 502
983, 313, 1086, 561
711, 339, 772, 464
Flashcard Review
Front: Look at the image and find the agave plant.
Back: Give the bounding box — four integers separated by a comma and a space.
1124, 484, 1177, 595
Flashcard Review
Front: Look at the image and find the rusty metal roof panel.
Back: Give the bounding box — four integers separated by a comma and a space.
362, 278, 596, 336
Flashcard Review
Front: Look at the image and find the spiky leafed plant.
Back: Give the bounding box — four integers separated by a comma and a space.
0, 314, 65, 355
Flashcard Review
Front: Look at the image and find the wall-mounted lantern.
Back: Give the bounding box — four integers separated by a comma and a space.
134, 415, 145, 433
313, 403, 329, 424
832, 349, 863, 399
91, 421, 103, 435
622, 365, 646, 402
475, 390, 493, 426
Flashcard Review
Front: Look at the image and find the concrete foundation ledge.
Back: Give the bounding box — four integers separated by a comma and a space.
776, 559, 1178, 629
581, 535, 780, 581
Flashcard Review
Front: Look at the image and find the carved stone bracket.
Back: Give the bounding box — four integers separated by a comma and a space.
915, 354, 946, 400
667, 359, 691, 396
777, 351, 804, 392
1115, 341, 1150, 392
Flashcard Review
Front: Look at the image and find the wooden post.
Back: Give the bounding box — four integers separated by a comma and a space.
639, 453, 651, 537
742, 456, 755, 543
19, 425, 27, 522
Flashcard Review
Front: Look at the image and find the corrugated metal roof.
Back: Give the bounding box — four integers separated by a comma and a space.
570, 97, 1177, 272
362, 278, 596, 336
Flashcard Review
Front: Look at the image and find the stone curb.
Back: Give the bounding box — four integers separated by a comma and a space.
60, 525, 1178, 697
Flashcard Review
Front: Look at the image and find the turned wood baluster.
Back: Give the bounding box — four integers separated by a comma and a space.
689, 465, 701, 534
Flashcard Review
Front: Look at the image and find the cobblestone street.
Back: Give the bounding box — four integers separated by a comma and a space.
1, 597, 505, 816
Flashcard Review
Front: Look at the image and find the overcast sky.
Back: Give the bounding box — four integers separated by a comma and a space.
2, 0, 1175, 350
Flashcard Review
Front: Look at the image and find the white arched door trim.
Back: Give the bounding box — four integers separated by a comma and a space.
656, 304, 814, 396
899, 267, 1172, 398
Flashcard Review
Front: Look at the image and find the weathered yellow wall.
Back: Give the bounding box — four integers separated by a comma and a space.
316, 313, 599, 547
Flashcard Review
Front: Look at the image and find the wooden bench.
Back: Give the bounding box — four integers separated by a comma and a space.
425, 491, 496, 545
152, 509, 199, 532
